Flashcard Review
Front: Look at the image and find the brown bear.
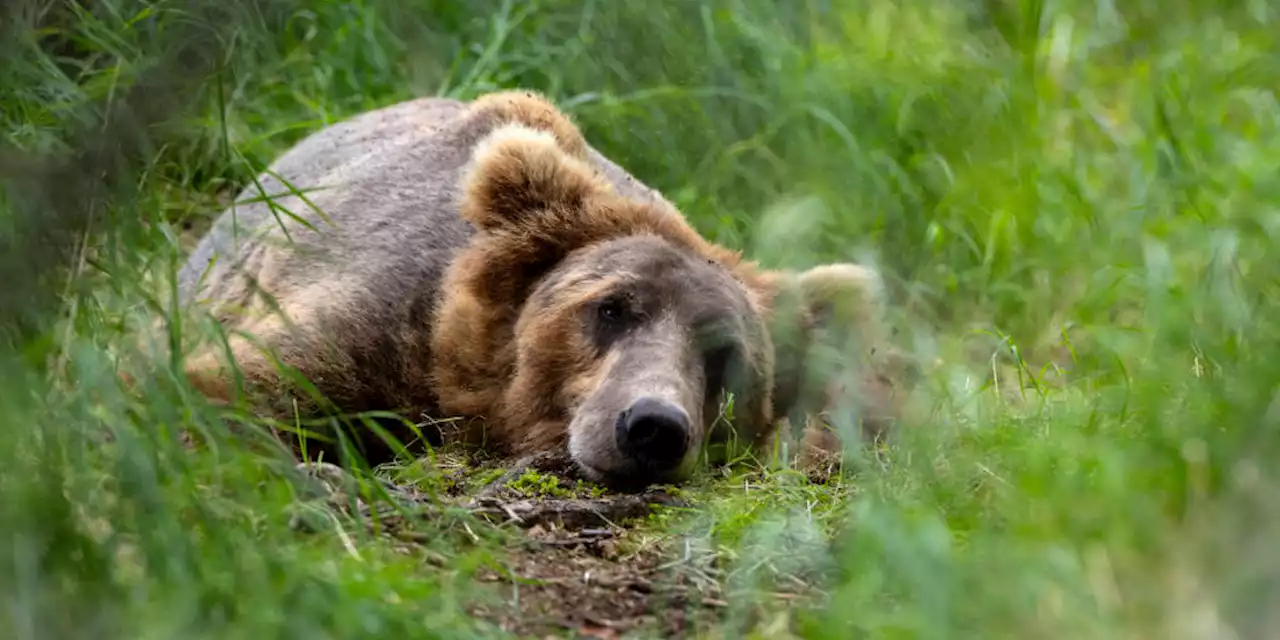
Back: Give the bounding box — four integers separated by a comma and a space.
169, 90, 907, 489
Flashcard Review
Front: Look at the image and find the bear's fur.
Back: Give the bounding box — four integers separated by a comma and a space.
170, 89, 907, 488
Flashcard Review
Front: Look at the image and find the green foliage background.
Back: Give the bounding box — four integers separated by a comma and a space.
2, 0, 1278, 637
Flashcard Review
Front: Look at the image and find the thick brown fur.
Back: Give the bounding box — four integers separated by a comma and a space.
165, 89, 909, 487
430, 124, 776, 457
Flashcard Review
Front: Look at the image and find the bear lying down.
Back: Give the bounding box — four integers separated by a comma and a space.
173, 90, 911, 490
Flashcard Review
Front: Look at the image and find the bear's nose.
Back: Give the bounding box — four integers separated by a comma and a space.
615, 397, 690, 471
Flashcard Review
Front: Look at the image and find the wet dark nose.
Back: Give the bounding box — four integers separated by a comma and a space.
616, 397, 690, 470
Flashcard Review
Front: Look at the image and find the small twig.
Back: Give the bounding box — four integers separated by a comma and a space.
498, 501, 524, 524
469, 492, 686, 530
462, 522, 481, 544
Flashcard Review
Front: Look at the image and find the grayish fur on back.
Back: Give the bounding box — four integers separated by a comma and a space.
181, 97, 676, 308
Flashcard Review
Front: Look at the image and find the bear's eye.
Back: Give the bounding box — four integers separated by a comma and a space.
596, 297, 629, 325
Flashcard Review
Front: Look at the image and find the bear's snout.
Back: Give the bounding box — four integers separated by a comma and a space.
615, 396, 690, 472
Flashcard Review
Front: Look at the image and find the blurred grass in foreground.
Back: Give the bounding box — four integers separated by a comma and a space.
2, 0, 1279, 637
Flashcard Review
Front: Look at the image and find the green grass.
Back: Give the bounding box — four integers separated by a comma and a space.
3, 0, 1280, 637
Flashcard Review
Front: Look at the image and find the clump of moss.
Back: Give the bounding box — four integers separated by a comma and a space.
507, 469, 575, 498
470, 467, 508, 490
573, 479, 608, 499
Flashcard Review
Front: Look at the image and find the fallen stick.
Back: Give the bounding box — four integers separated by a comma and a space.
468, 492, 688, 529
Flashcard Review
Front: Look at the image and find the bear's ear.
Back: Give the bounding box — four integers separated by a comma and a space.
767, 262, 894, 422
464, 90, 589, 160
460, 123, 610, 233
794, 263, 889, 339
772, 262, 920, 463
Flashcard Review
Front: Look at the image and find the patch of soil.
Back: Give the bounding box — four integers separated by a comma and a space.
292, 457, 727, 638
471, 523, 725, 638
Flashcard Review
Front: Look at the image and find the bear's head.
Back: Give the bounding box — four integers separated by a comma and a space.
430, 124, 776, 490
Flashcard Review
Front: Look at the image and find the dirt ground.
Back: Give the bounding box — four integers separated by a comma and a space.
470, 513, 725, 638
293, 453, 750, 639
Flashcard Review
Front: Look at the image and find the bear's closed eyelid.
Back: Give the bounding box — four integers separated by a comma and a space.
702, 342, 739, 398
705, 343, 736, 365
694, 318, 740, 346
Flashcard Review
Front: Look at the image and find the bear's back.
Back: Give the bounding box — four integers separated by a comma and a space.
178, 95, 681, 313
177, 97, 475, 309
